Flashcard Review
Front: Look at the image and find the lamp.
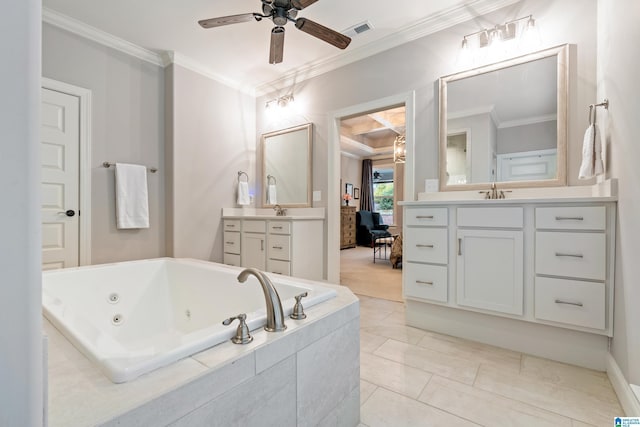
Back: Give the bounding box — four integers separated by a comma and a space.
393, 135, 406, 163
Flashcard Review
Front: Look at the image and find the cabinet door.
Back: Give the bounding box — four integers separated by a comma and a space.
457, 229, 524, 315
242, 233, 266, 270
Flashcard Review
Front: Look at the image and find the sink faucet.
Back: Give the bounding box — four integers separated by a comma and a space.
273, 204, 286, 216
479, 182, 511, 199
237, 268, 286, 332
490, 182, 498, 200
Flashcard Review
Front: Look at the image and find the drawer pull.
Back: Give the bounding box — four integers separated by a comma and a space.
272, 226, 284, 230
416, 280, 434, 286
555, 216, 584, 221
458, 238, 462, 256
416, 244, 434, 248
272, 245, 283, 250
225, 241, 235, 245
416, 215, 435, 219
227, 224, 236, 228
555, 252, 584, 258
555, 299, 584, 307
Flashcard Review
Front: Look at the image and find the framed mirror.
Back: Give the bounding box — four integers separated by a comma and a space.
262, 123, 313, 207
439, 44, 568, 191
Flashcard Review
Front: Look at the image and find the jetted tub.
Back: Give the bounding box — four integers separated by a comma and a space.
42, 258, 336, 383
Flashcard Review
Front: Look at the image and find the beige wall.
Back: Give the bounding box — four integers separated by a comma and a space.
340, 154, 362, 209
598, 0, 640, 385
42, 23, 166, 264
166, 64, 256, 261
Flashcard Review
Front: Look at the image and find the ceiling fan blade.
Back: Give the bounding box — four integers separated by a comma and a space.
269, 27, 285, 64
291, 0, 319, 10
294, 17, 351, 49
198, 13, 256, 29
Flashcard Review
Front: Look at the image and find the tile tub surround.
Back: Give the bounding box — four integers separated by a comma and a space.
46, 283, 359, 427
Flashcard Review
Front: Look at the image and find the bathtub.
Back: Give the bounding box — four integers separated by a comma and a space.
42, 257, 336, 383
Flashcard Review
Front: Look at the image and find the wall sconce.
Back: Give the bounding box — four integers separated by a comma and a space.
458, 15, 540, 67
393, 135, 406, 163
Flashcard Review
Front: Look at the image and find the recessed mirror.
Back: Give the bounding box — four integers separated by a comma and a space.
262, 123, 313, 207
439, 44, 568, 190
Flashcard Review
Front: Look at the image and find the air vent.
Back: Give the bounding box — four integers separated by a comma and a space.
343, 20, 373, 38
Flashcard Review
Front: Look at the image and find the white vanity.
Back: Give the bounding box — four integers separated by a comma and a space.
222, 208, 325, 281
401, 181, 617, 370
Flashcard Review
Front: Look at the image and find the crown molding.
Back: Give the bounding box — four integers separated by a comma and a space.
165, 52, 256, 97
254, 0, 521, 95
42, 7, 164, 67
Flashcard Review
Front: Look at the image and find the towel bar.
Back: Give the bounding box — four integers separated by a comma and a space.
103, 162, 158, 173
238, 171, 249, 182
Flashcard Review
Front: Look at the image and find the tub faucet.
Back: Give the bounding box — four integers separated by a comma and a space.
237, 268, 287, 332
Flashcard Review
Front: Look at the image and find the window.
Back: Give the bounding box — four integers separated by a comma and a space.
372, 167, 394, 225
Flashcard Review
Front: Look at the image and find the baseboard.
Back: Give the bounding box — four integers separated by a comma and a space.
606, 353, 640, 416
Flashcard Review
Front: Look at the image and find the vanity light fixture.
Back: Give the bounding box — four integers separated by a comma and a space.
265, 94, 295, 110
459, 15, 539, 59
393, 134, 406, 163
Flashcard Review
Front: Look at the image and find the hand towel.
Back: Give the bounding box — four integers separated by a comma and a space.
267, 184, 277, 205
237, 181, 250, 206
578, 124, 604, 180
115, 163, 149, 229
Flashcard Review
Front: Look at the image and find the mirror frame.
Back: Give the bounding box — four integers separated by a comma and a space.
439, 44, 569, 191
262, 122, 313, 208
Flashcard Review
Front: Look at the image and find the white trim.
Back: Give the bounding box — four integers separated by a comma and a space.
448, 104, 496, 120
327, 91, 415, 282
41, 77, 92, 266
255, 0, 521, 95
498, 113, 557, 129
42, 8, 164, 67
606, 352, 640, 416
165, 52, 256, 97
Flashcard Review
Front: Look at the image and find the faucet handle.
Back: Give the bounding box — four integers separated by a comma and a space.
478, 191, 491, 199
222, 313, 253, 344
290, 292, 308, 320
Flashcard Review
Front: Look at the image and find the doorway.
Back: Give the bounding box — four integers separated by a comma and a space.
41, 78, 92, 269
328, 92, 415, 300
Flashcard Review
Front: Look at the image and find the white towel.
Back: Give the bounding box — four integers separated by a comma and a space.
115, 163, 149, 229
237, 181, 250, 206
578, 124, 604, 180
267, 184, 277, 205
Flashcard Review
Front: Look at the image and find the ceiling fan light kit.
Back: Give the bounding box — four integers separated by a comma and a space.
198, 0, 351, 64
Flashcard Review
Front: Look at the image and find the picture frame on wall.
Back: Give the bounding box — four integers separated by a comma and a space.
345, 183, 353, 196
354, 188, 360, 199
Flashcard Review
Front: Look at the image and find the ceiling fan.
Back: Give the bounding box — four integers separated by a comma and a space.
198, 0, 352, 64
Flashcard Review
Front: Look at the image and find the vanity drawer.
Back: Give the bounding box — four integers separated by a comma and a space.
406, 208, 448, 227
404, 263, 448, 303
223, 231, 240, 255
404, 228, 448, 265
223, 253, 241, 267
267, 259, 291, 276
268, 235, 291, 261
535, 232, 606, 280
535, 276, 605, 330
458, 207, 523, 228
223, 219, 241, 232
536, 206, 606, 230
268, 221, 291, 235
243, 220, 266, 233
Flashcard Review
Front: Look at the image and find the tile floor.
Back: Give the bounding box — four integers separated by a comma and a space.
355, 294, 624, 427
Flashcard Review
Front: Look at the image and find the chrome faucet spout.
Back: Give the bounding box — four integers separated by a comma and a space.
237, 268, 286, 332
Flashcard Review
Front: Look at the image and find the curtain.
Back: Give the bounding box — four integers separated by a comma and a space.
360, 159, 374, 211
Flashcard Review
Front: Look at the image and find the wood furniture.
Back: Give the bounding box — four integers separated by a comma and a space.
402, 194, 616, 370
340, 206, 356, 249
223, 212, 324, 281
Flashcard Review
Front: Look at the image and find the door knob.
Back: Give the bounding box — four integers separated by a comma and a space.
58, 210, 75, 217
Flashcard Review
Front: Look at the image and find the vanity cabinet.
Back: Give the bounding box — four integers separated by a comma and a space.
402, 199, 616, 336
222, 214, 324, 281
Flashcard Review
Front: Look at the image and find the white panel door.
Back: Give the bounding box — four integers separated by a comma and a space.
457, 229, 524, 315
41, 88, 80, 270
